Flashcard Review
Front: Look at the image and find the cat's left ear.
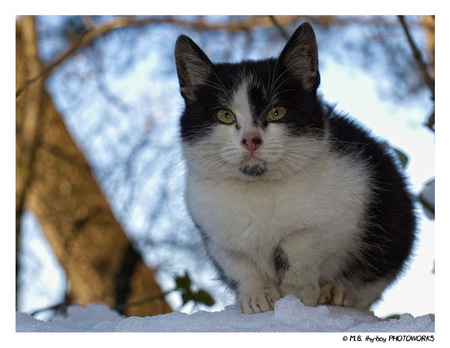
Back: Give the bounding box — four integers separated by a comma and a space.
175, 35, 213, 103
279, 22, 320, 92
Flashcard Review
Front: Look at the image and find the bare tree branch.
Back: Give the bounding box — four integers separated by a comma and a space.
17, 15, 428, 99
269, 16, 290, 40
17, 16, 173, 316
398, 15, 435, 99
16, 16, 45, 308
16, 16, 304, 98
16, 28, 94, 98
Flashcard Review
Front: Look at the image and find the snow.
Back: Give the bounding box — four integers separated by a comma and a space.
16, 296, 434, 333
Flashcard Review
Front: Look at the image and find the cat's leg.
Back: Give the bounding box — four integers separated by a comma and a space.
234, 259, 281, 313
318, 280, 388, 309
279, 274, 321, 306
276, 230, 324, 306
234, 256, 281, 313
319, 284, 350, 306
209, 245, 280, 314
239, 288, 281, 314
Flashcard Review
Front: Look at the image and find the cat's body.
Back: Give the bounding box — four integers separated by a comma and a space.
175, 23, 416, 314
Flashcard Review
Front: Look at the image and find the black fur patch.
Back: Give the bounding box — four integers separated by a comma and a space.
240, 162, 267, 177
273, 246, 290, 278
325, 109, 416, 284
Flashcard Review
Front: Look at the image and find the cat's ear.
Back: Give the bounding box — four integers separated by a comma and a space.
279, 23, 320, 92
175, 35, 213, 102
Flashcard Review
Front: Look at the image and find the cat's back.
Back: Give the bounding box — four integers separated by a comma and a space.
324, 108, 414, 211
324, 110, 416, 280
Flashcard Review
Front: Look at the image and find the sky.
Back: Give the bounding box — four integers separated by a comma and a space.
6, 10, 445, 326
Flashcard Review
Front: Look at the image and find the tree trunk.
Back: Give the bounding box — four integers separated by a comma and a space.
16, 16, 171, 317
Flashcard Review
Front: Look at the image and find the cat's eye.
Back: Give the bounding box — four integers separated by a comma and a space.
267, 107, 287, 121
216, 109, 236, 124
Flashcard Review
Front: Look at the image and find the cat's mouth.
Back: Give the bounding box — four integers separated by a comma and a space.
239, 156, 267, 177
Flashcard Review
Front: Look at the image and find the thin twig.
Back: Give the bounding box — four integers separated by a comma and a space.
269, 15, 290, 40
16, 30, 90, 98
397, 15, 435, 99
17, 16, 308, 99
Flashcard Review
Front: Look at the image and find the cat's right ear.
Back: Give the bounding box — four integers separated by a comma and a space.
278, 23, 320, 93
175, 35, 213, 103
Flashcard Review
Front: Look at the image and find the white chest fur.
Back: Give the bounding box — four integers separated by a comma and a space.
185, 152, 372, 268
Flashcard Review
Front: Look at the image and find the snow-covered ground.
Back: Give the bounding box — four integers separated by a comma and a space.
16, 296, 434, 333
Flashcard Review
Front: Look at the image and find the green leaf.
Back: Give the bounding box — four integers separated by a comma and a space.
380, 142, 409, 169
174, 271, 216, 308
181, 292, 194, 305
384, 314, 401, 320
425, 111, 434, 132
193, 289, 215, 307
175, 272, 192, 291
393, 148, 409, 168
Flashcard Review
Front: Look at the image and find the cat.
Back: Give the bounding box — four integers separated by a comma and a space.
175, 22, 416, 314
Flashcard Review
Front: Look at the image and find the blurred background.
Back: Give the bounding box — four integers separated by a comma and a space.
16, 15, 434, 320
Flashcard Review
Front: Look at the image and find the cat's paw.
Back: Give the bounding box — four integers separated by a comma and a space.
319, 284, 350, 307
280, 284, 320, 307
238, 288, 281, 314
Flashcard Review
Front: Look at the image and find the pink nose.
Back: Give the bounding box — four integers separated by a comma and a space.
241, 132, 263, 153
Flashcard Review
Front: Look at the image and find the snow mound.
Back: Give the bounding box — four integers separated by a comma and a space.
16, 296, 434, 332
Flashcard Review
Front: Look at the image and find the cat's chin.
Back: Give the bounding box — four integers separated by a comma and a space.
239, 162, 267, 178
238, 155, 268, 178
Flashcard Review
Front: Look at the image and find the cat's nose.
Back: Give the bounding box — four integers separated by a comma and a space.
241, 132, 263, 153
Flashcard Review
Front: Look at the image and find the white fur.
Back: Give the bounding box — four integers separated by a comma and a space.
182, 81, 377, 313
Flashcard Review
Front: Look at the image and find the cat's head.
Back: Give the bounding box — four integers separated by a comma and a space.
175, 23, 328, 181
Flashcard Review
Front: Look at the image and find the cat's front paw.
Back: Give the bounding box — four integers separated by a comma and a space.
238, 288, 281, 314
319, 284, 350, 307
280, 283, 320, 307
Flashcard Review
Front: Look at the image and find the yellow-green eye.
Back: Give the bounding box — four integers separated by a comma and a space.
216, 109, 236, 124
267, 107, 287, 121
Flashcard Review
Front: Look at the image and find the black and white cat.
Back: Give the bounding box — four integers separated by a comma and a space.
175, 23, 416, 314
